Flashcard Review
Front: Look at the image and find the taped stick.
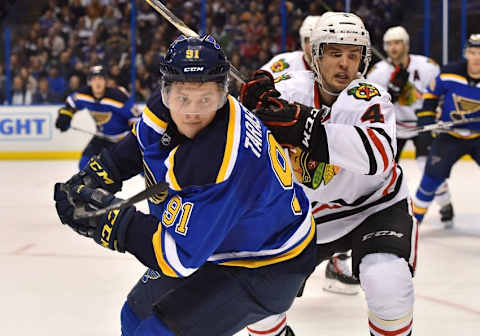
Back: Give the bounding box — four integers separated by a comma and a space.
144, 0, 246, 84
404, 117, 480, 134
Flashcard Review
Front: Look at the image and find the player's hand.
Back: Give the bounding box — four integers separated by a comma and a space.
387, 65, 409, 102
66, 151, 123, 193
55, 107, 74, 132
415, 109, 436, 127
255, 97, 325, 153
240, 69, 280, 111
54, 183, 135, 252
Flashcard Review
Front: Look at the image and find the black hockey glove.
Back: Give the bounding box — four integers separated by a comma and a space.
67, 150, 123, 193
55, 107, 75, 132
240, 69, 280, 111
256, 97, 329, 162
415, 109, 436, 127
387, 65, 409, 103
54, 183, 135, 252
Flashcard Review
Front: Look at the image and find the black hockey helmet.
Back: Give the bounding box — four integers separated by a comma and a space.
88, 65, 107, 79
159, 35, 230, 84
466, 34, 480, 48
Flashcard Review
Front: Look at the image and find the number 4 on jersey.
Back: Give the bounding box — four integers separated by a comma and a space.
361, 104, 384, 123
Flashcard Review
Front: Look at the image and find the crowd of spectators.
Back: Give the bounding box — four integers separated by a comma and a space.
0, 0, 405, 105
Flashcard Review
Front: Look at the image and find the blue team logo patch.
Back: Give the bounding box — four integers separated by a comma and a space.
141, 269, 162, 283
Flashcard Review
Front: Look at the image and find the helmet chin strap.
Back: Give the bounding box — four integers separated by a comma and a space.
315, 74, 341, 97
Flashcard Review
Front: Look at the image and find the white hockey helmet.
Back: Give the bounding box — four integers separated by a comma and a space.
383, 26, 410, 52
310, 12, 372, 78
299, 15, 321, 52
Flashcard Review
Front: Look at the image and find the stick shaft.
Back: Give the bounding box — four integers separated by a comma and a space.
144, 0, 246, 84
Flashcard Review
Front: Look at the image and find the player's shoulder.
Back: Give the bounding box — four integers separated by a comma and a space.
274, 70, 314, 87
342, 78, 389, 103
410, 54, 439, 70
143, 88, 170, 129
263, 50, 304, 74
73, 86, 93, 98
368, 59, 391, 74
169, 96, 242, 190
104, 87, 129, 103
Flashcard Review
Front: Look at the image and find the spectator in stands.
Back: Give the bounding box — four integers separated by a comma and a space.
11, 75, 32, 105
47, 65, 67, 98
32, 76, 61, 104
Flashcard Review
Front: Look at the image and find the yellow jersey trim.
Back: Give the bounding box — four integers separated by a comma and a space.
440, 73, 467, 83
101, 97, 124, 108
448, 131, 480, 139
152, 224, 179, 277
423, 93, 438, 99
144, 106, 168, 129
167, 146, 181, 191
75, 93, 95, 102
416, 111, 436, 117
219, 215, 315, 268
216, 96, 237, 183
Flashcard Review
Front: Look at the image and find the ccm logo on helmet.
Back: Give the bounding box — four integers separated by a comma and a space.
362, 230, 404, 241
184, 67, 204, 72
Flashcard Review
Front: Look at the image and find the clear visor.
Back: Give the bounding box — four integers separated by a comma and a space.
161, 81, 228, 114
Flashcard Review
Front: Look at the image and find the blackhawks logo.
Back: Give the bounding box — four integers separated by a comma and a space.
348, 83, 380, 101
288, 147, 339, 189
271, 58, 290, 73
274, 73, 291, 83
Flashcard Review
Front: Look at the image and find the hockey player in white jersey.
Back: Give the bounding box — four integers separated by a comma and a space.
261, 15, 320, 77
367, 26, 454, 225
241, 12, 417, 336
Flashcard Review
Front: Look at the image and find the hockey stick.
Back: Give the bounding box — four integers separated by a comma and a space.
144, 0, 246, 84
404, 116, 480, 134
71, 126, 116, 143
73, 181, 169, 219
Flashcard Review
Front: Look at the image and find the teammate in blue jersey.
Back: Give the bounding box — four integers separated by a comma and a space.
55, 65, 140, 169
413, 33, 480, 228
53, 35, 317, 336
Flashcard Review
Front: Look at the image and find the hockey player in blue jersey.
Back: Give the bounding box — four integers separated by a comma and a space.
413, 33, 480, 228
53, 35, 317, 336
55, 65, 140, 169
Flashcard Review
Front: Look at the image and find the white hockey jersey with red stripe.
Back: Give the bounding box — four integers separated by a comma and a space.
261, 50, 311, 77
274, 70, 410, 243
366, 55, 440, 138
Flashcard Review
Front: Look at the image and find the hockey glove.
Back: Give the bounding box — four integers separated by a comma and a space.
415, 109, 436, 127
387, 65, 409, 103
54, 183, 135, 252
55, 107, 75, 132
256, 97, 329, 162
67, 150, 123, 193
240, 69, 280, 111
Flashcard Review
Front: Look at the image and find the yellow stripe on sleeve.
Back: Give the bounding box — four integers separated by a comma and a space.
416, 111, 436, 117
152, 224, 179, 277
216, 96, 236, 183
423, 93, 438, 100
167, 147, 181, 191
144, 106, 168, 129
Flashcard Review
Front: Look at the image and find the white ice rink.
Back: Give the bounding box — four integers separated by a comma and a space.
1, 159, 479, 335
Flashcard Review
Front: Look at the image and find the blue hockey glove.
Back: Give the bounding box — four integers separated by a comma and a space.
67, 150, 123, 193
54, 183, 135, 252
415, 109, 436, 127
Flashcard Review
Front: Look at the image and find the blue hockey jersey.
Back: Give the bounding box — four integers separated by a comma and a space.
128, 91, 315, 278
66, 86, 139, 140
423, 61, 480, 136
